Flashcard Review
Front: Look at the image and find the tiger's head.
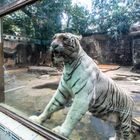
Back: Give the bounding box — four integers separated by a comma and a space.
50, 33, 82, 63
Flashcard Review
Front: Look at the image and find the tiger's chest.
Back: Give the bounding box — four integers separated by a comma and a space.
62, 64, 96, 97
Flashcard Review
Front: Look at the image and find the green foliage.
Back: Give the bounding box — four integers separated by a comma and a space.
63, 4, 90, 35
3, 0, 71, 42
2, 0, 140, 41
90, 0, 140, 39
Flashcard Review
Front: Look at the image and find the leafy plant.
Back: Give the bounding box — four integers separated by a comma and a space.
2, 0, 140, 40
90, 0, 140, 39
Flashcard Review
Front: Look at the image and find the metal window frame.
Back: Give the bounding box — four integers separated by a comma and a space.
0, 0, 38, 17
0, 105, 68, 140
0, 18, 4, 102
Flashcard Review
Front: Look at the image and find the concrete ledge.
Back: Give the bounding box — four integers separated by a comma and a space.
0, 112, 46, 140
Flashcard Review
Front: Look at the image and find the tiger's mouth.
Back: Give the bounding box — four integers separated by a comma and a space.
51, 49, 64, 63
52, 49, 63, 58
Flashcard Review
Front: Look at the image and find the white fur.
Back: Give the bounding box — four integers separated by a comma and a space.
29, 33, 133, 139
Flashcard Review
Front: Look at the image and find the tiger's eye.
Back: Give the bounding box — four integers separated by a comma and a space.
63, 36, 68, 41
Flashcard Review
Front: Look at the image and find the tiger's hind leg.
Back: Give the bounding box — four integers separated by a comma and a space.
116, 110, 133, 140
121, 118, 132, 140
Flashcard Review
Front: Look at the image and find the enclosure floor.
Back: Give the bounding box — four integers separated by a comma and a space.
4, 65, 140, 140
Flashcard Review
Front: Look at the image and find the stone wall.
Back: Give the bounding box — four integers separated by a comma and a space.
131, 36, 140, 73
4, 34, 136, 67
130, 23, 140, 72
81, 34, 132, 65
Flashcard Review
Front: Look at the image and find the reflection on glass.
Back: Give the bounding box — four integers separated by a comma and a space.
1, 0, 140, 139
0, 0, 18, 8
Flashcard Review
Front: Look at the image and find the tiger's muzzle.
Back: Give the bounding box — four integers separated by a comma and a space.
50, 41, 64, 63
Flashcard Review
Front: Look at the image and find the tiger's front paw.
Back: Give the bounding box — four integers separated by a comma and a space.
29, 115, 42, 124
52, 126, 70, 138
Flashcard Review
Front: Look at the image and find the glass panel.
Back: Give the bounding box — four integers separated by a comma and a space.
1, 0, 140, 140
0, 0, 18, 8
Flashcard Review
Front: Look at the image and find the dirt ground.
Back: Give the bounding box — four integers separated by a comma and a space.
3, 65, 140, 140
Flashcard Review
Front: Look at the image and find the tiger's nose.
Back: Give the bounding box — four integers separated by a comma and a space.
51, 41, 59, 49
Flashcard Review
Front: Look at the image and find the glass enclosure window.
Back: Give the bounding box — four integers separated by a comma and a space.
0, 0, 18, 8
1, 0, 140, 140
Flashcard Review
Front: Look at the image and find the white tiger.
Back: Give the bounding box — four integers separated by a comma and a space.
29, 33, 134, 140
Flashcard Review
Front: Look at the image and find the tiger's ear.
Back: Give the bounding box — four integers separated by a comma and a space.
77, 35, 82, 41
70, 35, 82, 47
75, 35, 82, 41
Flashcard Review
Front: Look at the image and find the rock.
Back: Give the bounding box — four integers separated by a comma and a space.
112, 75, 127, 81
38, 74, 50, 79
28, 66, 58, 75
